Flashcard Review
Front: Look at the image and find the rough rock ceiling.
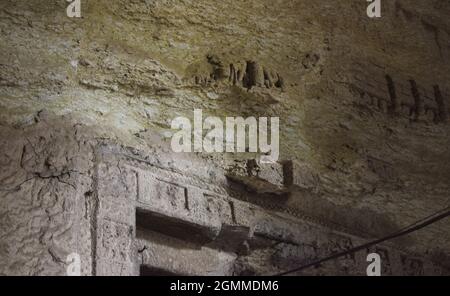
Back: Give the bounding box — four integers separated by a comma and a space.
0, 0, 449, 275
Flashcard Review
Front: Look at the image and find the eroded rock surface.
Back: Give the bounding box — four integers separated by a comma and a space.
1, 0, 449, 275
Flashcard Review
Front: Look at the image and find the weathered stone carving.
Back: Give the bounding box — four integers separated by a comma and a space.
1, 0, 450, 278
136, 171, 222, 243
352, 65, 449, 124
226, 159, 286, 194
92, 149, 450, 276
191, 56, 285, 91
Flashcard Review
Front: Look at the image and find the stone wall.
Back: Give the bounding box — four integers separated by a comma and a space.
1, 0, 450, 275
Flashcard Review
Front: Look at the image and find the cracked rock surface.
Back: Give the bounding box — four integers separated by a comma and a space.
1, 0, 450, 275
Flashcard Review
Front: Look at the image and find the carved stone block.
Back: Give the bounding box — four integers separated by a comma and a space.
136, 170, 221, 242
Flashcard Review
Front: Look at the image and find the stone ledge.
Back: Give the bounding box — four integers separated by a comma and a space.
226, 159, 286, 194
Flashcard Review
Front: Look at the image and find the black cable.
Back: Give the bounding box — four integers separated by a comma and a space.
272, 207, 450, 276
394, 206, 450, 233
